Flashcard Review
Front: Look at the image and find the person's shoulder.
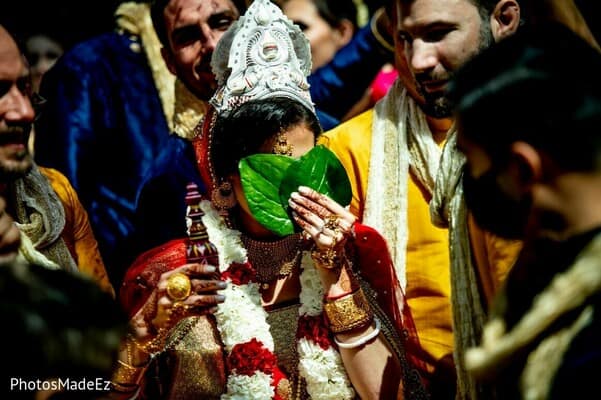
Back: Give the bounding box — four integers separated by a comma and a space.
38, 166, 70, 187
319, 109, 374, 148
37, 167, 77, 204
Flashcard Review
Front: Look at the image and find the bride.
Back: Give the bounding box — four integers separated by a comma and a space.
111, 1, 427, 399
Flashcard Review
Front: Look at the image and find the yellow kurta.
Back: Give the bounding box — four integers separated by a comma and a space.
40, 167, 115, 297
319, 110, 453, 374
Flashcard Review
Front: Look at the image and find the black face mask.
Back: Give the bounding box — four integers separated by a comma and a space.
462, 166, 531, 239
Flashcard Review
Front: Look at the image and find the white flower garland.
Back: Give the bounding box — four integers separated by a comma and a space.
199, 200, 355, 399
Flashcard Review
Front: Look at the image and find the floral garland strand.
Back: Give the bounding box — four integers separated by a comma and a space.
199, 200, 355, 400
296, 253, 355, 399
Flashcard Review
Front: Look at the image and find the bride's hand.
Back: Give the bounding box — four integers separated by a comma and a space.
129, 263, 226, 351
288, 185, 356, 252
289, 186, 357, 297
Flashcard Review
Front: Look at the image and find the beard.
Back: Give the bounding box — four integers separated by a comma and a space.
176, 53, 219, 102
0, 123, 34, 180
416, 18, 495, 119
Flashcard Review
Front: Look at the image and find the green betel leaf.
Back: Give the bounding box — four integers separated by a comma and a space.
239, 154, 296, 236
279, 145, 352, 214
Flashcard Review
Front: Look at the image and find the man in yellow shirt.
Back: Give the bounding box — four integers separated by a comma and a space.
0, 25, 113, 297
319, 0, 523, 397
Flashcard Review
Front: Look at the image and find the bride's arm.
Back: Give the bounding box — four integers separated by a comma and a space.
289, 186, 403, 399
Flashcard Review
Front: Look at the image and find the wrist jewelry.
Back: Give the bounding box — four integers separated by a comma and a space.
324, 288, 373, 333
311, 247, 344, 269
334, 317, 381, 349
111, 360, 147, 387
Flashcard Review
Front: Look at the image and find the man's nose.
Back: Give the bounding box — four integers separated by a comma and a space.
408, 39, 438, 74
3, 86, 35, 123
200, 28, 219, 54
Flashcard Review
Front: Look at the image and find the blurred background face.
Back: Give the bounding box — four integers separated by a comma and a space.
0, 27, 34, 180
282, 0, 353, 71
25, 34, 63, 93
162, 0, 239, 100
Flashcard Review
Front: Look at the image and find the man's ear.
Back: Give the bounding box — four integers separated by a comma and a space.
161, 46, 177, 75
490, 0, 521, 42
334, 19, 355, 47
510, 141, 541, 189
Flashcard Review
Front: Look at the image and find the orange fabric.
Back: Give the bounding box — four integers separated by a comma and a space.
40, 167, 115, 297
319, 111, 453, 375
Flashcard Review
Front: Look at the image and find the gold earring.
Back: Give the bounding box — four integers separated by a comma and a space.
273, 130, 293, 156
211, 181, 237, 212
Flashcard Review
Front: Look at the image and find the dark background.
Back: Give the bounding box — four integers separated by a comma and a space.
1, 0, 600, 61
1, 0, 122, 50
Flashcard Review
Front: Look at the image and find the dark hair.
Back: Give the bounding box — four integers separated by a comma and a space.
313, 0, 358, 30
0, 262, 127, 393
211, 97, 322, 179
449, 22, 601, 171
151, 0, 248, 49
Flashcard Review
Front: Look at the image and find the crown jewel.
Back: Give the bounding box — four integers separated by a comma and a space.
210, 0, 314, 114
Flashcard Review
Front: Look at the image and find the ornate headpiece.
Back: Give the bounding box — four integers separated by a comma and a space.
209, 0, 315, 115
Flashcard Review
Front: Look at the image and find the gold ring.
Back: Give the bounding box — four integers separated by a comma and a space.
324, 215, 339, 230
166, 273, 192, 301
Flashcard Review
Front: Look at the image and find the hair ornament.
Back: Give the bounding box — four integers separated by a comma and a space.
209, 0, 315, 115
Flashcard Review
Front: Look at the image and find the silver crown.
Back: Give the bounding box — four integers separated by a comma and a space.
210, 0, 314, 114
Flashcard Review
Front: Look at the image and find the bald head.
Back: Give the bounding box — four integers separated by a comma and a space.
0, 25, 20, 59
0, 25, 35, 181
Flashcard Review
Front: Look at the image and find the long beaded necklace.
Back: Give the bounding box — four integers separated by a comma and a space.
241, 233, 304, 290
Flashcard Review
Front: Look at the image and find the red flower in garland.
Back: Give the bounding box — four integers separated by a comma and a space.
222, 262, 256, 285
227, 338, 277, 376
297, 314, 333, 350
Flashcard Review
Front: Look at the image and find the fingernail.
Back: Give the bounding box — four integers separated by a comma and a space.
215, 295, 226, 302
217, 281, 227, 289
205, 266, 216, 273
290, 191, 300, 200
298, 186, 310, 194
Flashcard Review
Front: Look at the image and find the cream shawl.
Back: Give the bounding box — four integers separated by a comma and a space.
364, 80, 451, 290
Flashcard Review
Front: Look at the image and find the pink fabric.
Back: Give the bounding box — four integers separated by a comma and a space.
370, 68, 399, 103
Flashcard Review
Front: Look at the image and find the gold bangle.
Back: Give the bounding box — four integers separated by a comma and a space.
112, 360, 146, 386
370, 8, 395, 53
324, 288, 373, 333
110, 381, 139, 394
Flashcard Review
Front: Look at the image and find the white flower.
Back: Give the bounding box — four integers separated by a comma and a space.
222, 372, 274, 400
299, 253, 324, 316
215, 283, 274, 351
200, 201, 247, 269
298, 338, 355, 400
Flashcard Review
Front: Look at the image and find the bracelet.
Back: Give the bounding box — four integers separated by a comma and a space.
311, 247, 344, 269
110, 381, 140, 394
111, 360, 147, 386
324, 288, 373, 333
334, 317, 381, 349
370, 8, 395, 53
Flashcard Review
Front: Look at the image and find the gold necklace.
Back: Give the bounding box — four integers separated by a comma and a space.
241, 233, 303, 289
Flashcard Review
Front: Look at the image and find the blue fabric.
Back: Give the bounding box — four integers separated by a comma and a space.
129, 135, 205, 264
309, 24, 391, 120
316, 108, 339, 131
35, 31, 172, 286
